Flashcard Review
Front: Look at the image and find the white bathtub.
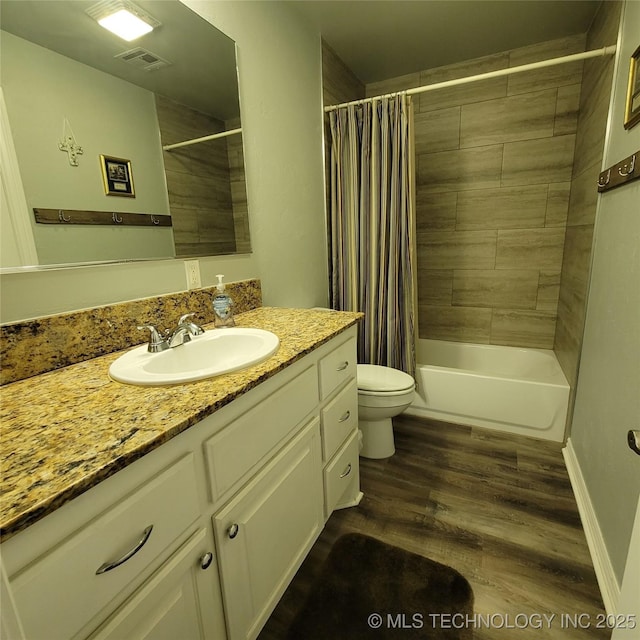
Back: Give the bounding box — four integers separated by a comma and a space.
405, 339, 570, 442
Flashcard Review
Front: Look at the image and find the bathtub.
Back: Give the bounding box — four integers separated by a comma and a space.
404, 339, 570, 442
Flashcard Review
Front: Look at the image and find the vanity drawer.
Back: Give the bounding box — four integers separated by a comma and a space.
204, 364, 318, 503
324, 430, 360, 516
321, 379, 358, 462
318, 336, 357, 400
10, 454, 200, 640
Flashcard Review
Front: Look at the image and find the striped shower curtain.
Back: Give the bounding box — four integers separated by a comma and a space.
328, 94, 416, 377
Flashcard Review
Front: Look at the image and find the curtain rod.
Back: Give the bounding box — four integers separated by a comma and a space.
162, 127, 242, 152
324, 45, 617, 112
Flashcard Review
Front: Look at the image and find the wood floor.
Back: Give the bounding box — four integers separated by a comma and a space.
259, 415, 608, 639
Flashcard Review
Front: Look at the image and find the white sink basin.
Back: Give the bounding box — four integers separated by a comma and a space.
109, 328, 279, 386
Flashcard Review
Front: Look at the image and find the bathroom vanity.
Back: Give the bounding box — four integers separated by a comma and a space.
0, 308, 362, 640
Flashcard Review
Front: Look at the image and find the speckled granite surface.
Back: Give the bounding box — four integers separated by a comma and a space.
0, 279, 262, 385
0, 307, 362, 541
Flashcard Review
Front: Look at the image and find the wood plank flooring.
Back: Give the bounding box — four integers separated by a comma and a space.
259, 415, 608, 639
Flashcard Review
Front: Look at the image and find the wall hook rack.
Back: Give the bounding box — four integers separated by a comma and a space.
597, 150, 639, 193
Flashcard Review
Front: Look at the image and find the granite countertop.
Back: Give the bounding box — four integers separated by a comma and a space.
0, 307, 362, 541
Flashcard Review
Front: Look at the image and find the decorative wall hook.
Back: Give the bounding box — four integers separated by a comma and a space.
618, 153, 636, 177
58, 118, 83, 166
112, 212, 123, 224
597, 169, 611, 188
58, 209, 71, 223
597, 149, 640, 193
151, 215, 160, 225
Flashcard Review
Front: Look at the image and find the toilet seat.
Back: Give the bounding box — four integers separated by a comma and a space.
357, 364, 415, 394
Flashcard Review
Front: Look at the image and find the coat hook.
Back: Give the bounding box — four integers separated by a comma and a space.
597, 169, 611, 188
151, 215, 160, 225
112, 212, 123, 224
618, 154, 636, 177
58, 209, 71, 222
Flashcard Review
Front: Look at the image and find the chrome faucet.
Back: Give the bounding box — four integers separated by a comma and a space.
138, 313, 204, 352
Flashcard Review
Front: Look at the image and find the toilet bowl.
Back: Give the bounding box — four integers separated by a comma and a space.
357, 364, 415, 459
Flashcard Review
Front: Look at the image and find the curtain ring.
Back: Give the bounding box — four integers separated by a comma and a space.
112, 212, 123, 224
58, 209, 71, 222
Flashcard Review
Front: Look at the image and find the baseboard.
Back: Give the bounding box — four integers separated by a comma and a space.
563, 438, 620, 614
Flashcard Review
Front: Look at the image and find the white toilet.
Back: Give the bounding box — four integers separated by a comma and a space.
357, 364, 415, 459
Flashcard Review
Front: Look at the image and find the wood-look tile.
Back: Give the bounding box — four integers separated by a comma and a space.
460, 89, 557, 148
366, 72, 421, 98
416, 189, 457, 231
456, 185, 547, 230
418, 145, 503, 193
417, 270, 453, 305
586, 0, 621, 53
507, 34, 587, 96
322, 39, 365, 106
572, 97, 610, 179
554, 84, 582, 136
414, 106, 460, 154
418, 230, 497, 270
545, 182, 571, 227
501, 135, 576, 187
452, 270, 539, 310
418, 53, 509, 112
419, 304, 492, 343
491, 309, 556, 348
578, 55, 617, 127
496, 228, 565, 270
536, 271, 561, 312
567, 163, 600, 227
260, 417, 606, 640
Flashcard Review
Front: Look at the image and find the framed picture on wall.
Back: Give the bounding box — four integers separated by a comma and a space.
624, 45, 640, 130
100, 155, 135, 197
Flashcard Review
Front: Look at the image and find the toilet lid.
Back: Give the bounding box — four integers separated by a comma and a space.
357, 364, 415, 392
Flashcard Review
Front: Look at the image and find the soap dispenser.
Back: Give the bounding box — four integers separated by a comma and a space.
213, 274, 235, 327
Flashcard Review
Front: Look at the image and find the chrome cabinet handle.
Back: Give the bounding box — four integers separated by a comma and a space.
96, 525, 153, 575
227, 523, 240, 539
339, 463, 352, 478
200, 552, 213, 570
338, 410, 351, 423
336, 361, 349, 371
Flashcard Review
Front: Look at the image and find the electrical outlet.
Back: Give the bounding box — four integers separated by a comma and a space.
184, 260, 201, 289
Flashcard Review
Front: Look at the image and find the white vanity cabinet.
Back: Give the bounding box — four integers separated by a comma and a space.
0, 326, 359, 640
317, 333, 361, 518
88, 527, 223, 640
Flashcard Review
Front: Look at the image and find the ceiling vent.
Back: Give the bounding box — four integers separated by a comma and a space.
115, 47, 171, 71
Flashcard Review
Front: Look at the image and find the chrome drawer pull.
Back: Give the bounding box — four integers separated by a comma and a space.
339, 463, 352, 478
338, 410, 351, 423
336, 361, 349, 371
227, 523, 240, 539
96, 525, 153, 575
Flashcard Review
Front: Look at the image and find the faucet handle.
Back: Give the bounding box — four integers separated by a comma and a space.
137, 324, 169, 352
178, 313, 204, 335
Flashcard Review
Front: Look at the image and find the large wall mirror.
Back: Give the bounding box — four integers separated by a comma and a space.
0, 0, 251, 270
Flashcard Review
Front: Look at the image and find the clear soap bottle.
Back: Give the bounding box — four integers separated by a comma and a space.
213, 274, 235, 327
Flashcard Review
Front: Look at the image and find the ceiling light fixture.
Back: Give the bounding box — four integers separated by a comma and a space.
86, 0, 161, 42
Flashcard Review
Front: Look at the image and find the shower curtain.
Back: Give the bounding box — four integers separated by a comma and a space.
328, 94, 416, 377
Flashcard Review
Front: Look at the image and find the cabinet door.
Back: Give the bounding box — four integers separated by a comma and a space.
213, 419, 323, 640
88, 528, 226, 640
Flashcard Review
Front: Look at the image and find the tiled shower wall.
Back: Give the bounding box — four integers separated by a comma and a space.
156, 94, 237, 257
367, 35, 589, 348
555, 1, 621, 391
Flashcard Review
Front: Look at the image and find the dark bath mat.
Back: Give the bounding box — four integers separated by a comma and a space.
285, 533, 473, 639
